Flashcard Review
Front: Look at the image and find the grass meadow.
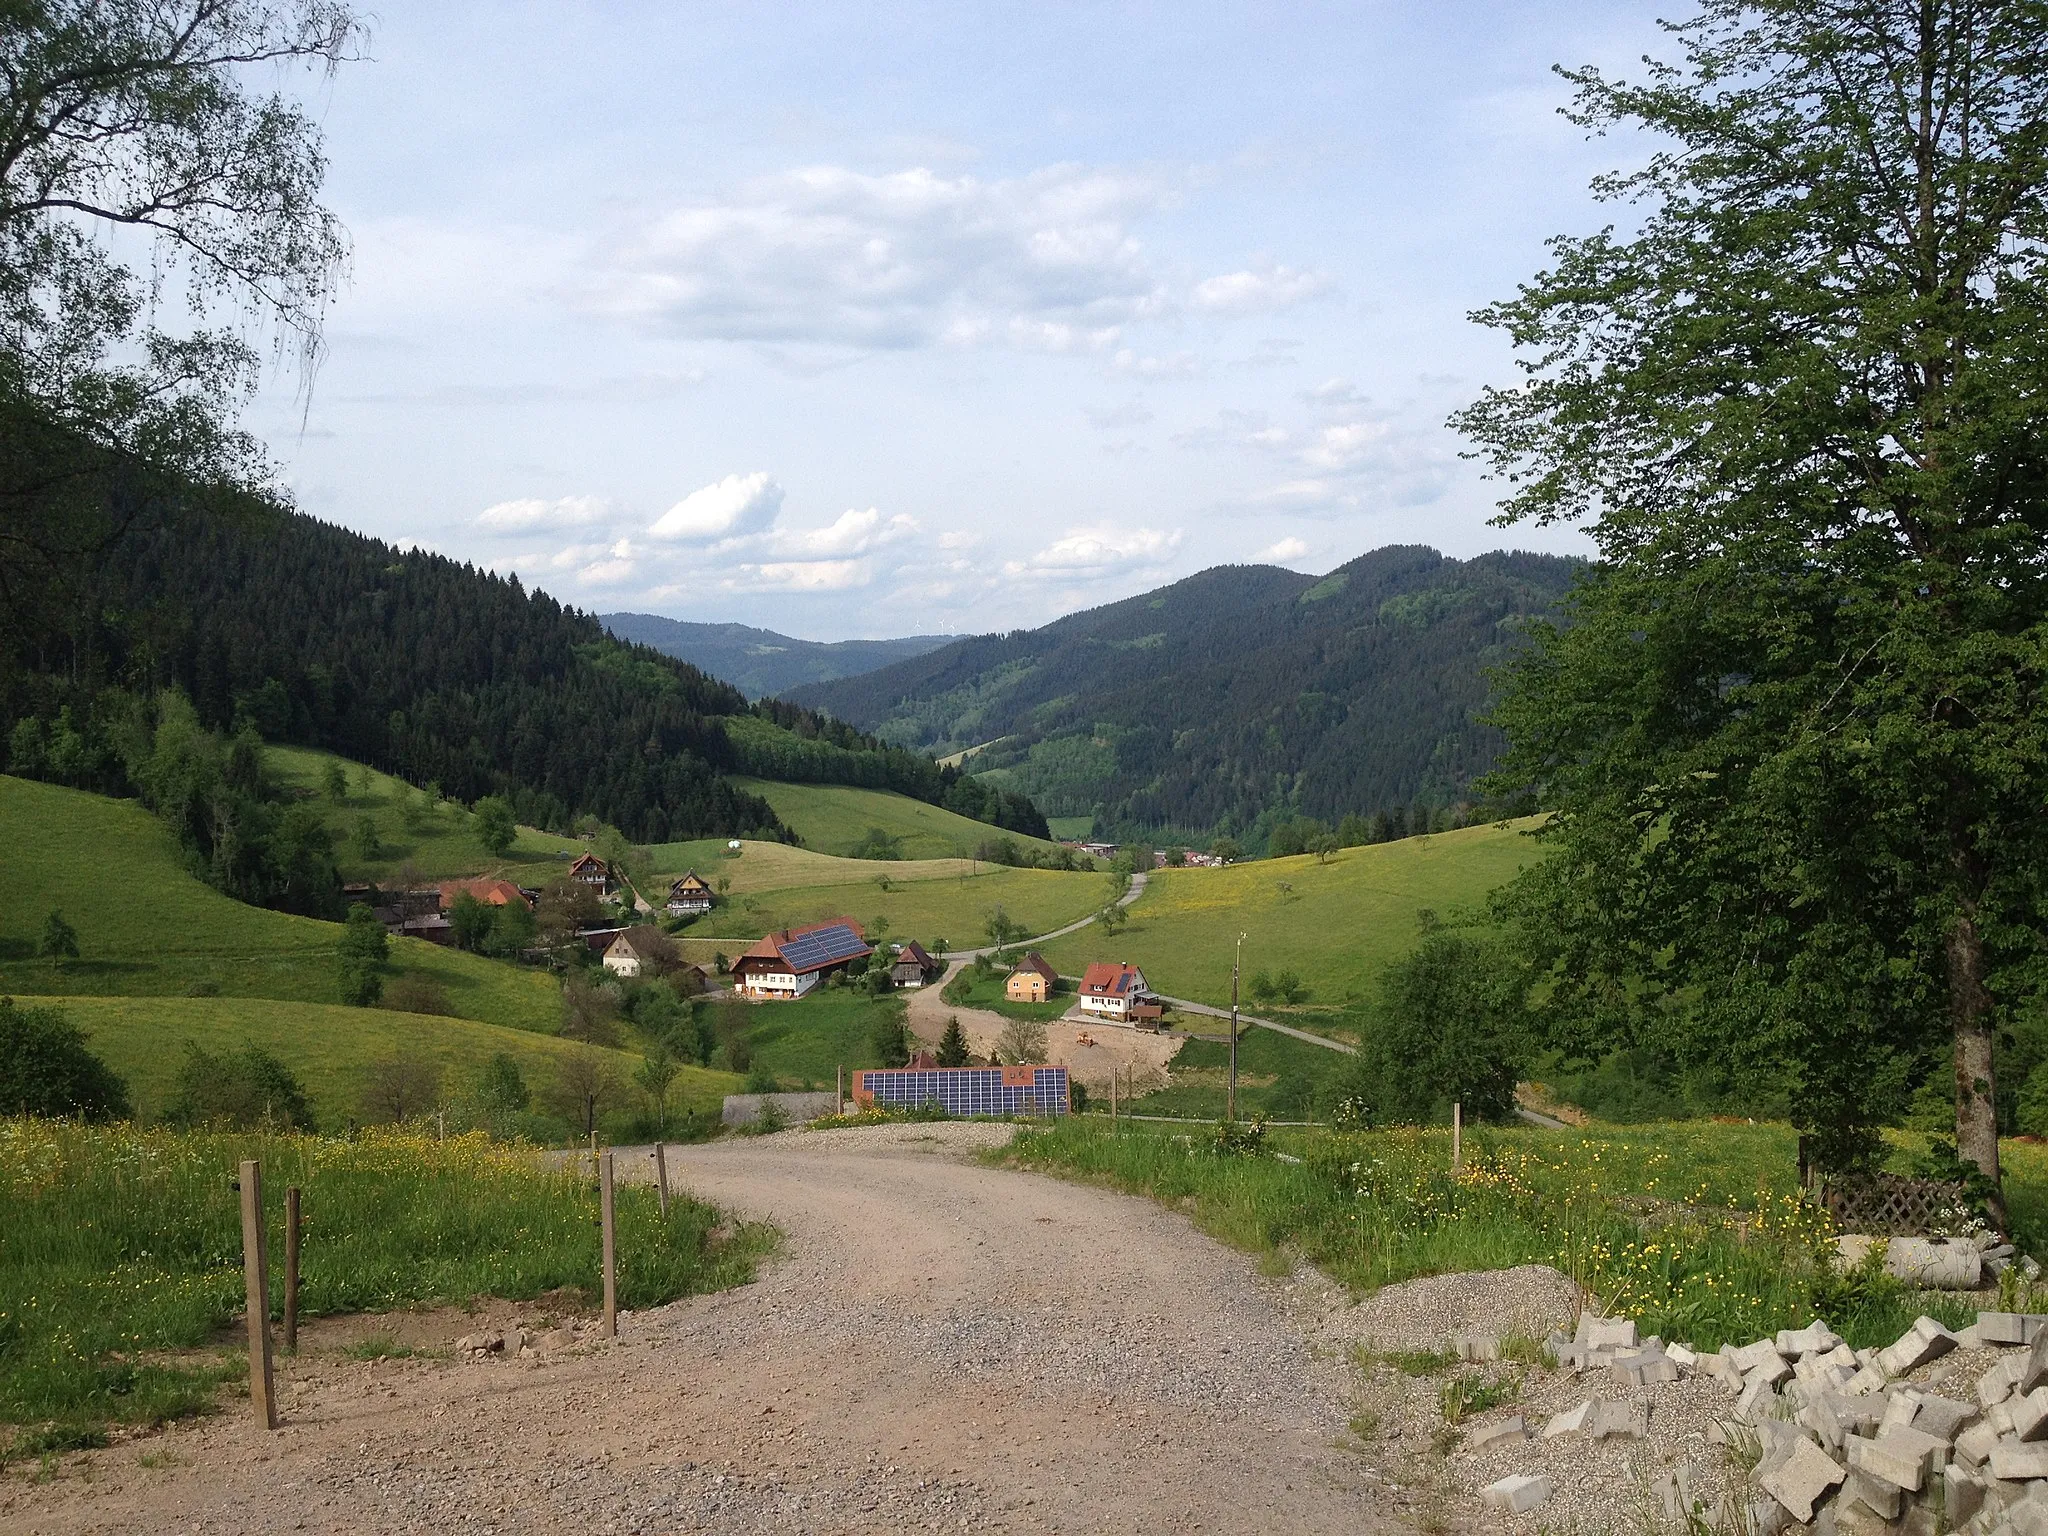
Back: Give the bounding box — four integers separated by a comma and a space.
740, 989, 912, 1088
1002, 1118, 1995, 1354
940, 966, 1077, 1024
651, 844, 1106, 950
0, 1121, 772, 1444
726, 777, 1074, 861
38, 996, 738, 1127
267, 745, 585, 885
0, 775, 562, 1033
1032, 819, 1547, 1012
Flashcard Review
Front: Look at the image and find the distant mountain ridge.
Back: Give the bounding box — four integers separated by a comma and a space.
601, 614, 957, 699
785, 545, 1582, 845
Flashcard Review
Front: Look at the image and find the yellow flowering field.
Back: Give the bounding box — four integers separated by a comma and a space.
0, 1121, 770, 1445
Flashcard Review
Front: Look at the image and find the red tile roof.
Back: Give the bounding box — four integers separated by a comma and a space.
1079, 961, 1143, 998
437, 878, 527, 908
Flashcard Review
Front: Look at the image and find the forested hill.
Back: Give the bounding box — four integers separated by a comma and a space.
1, 506, 1046, 845
600, 614, 957, 699
786, 545, 1581, 844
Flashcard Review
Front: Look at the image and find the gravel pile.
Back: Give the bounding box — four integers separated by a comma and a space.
1341, 1263, 1583, 1355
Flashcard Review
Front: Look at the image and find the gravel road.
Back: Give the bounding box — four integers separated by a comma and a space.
5, 1123, 1408, 1535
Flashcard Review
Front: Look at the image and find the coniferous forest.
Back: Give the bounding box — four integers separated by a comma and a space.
787, 544, 1580, 845
0, 498, 1047, 852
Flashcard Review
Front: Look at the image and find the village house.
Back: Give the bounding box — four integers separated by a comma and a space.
1006, 951, 1060, 1003
602, 928, 657, 978
568, 851, 612, 893
665, 870, 715, 917
1077, 960, 1148, 1020
729, 917, 872, 1000
437, 877, 531, 910
889, 940, 941, 988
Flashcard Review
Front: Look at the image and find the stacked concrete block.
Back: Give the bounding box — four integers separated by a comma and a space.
1456, 1306, 2048, 1532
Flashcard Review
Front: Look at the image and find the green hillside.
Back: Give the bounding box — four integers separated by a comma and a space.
41, 995, 736, 1125
728, 777, 1072, 861
268, 745, 584, 883
786, 546, 1579, 842
0, 775, 561, 1032
1034, 818, 1546, 1010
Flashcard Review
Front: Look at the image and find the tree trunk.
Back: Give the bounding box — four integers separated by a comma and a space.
1948, 895, 2005, 1230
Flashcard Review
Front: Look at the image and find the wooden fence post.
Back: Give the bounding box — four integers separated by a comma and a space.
654, 1141, 670, 1218
238, 1159, 277, 1429
283, 1185, 302, 1353
599, 1151, 618, 1340
836, 1063, 844, 1117
1452, 1102, 1463, 1176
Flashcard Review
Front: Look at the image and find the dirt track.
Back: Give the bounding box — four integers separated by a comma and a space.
5, 1124, 1411, 1535
904, 962, 1182, 1092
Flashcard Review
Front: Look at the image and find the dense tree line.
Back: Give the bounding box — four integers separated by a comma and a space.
789, 546, 1577, 849
1, 502, 1048, 847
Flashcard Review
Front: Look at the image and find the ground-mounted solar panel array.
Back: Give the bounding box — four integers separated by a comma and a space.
778, 921, 869, 972
855, 1066, 1071, 1118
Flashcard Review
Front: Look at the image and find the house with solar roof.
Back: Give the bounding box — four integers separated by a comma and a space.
1077, 961, 1149, 1020
729, 917, 872, 1000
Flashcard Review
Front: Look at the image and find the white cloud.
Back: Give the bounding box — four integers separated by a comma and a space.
1192, 264, 1333, 313
475, 494, 615, 533
1259, 536, 1311, 562
767, 507, 917, 559
648, 472, 784, 542
1009, 524, 1183, 577
722, 559, 873, 591
580, 164, 1173, 351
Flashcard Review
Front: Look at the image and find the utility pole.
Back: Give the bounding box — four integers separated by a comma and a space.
1227, 932, 1243, 1122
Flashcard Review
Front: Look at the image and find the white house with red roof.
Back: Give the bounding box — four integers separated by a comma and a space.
729, 918, 872, 1000
1077, 961, 1148, 1019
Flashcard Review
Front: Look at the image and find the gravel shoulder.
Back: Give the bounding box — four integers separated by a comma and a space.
4, 1122, 1405, 1535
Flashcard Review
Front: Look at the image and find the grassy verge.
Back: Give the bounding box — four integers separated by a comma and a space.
0, 1121, 773, 1443
999, 1118, 1981, 1352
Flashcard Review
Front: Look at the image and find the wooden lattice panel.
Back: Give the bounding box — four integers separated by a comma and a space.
1819, 1174, 1969, 1238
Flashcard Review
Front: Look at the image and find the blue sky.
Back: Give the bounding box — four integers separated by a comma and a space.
251, 1, 1663, 638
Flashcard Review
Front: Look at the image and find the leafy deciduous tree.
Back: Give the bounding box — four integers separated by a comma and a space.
1458, 2, 2048, 1199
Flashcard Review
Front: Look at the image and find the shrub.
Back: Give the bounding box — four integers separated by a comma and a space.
1338, 931, 1531, 1126
0, 998, 131, 1121
381, 974, 456, 1017
39, 909, 79, 964
360, 1055, 442, 1123
476, 1053, 531, 1114
869, 1014, 910, 1068
163, 1043, 314, 1131
995, 1016, 1047, 1065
